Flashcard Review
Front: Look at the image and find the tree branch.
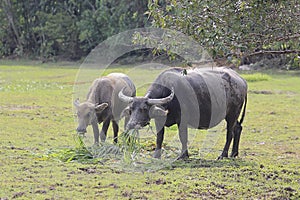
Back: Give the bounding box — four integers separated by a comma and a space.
276, 34, 300, 42
247, 50, 300, 57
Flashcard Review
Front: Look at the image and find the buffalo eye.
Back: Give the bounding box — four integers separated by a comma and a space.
129, 105, 133, 110
88, 112, 94, 120
140, 104, 149, 112
124, 106, 132, 116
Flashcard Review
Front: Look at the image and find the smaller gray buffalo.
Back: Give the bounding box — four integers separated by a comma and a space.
74, 73, 136, 144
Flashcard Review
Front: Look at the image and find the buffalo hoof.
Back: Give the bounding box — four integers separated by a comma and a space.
153, 149, 162, 159
217, 154, 228, 160
217, 155, 224, 160
100, 133, 106, 143
230, 152, 238, 158
176, 150, 189, 160
93, 142, 100, 147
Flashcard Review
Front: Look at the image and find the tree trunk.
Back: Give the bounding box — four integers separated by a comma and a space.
2, 0, 23, 54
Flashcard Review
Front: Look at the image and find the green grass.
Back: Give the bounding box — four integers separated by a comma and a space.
241, 73, 271, 82
0, 61, 299, 199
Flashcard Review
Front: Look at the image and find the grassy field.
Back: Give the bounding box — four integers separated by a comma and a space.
0, 60, 299, 199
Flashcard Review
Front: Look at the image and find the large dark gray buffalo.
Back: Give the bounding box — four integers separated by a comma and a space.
119, 67, 247, 159
74, 73, 136, 144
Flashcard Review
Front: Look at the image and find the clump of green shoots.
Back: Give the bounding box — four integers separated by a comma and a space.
44, 130, 141, 164
44, 135, 94, 163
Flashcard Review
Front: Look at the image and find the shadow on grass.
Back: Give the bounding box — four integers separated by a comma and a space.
168, 157, 256, 170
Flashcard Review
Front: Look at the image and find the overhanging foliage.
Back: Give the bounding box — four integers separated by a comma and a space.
148, 0, 300, 68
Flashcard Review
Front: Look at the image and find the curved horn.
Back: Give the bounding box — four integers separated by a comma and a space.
74, 98, 80, 108
147, 87, 175, 105
118, 87, 134, 103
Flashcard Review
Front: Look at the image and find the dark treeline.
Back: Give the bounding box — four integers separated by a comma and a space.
0, 0, 299, 69
0, 0, 149, 61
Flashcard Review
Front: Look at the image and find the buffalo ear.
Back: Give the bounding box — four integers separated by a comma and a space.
95, 103, 108, 113
74, 98, 80, 108
149, 105, 168, 118
121, 106, 131, 118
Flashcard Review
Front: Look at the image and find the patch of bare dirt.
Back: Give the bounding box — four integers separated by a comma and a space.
0, 105, 42, 111
63, 81, 90, 85
249, 90, 273, 95
249, 90, 297, 95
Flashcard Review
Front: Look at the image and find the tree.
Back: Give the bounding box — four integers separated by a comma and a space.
77, 0, 149, 54
147, 0, 300, 68
0, 0, 149, 60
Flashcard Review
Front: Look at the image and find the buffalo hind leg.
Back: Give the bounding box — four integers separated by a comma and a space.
218, 123, 234, 160
100, 119, 110, 142
177, 123, 189, 160
230, 122, 242, 157
112, 120, 119, 143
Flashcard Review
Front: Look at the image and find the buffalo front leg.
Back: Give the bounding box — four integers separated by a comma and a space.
153, 127, 164, 159
230, 122, 242, 158
153, 118, 166, 159
124, 116, 129, 130
177, 123, 189, 160
91, 122, 100, 145
112, 120, 119, 144
100, 119, 110, 142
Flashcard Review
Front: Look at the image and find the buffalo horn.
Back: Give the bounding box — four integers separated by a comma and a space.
118, 87, 134, 103
74, 98, 80, 107
147, 87, 174, 105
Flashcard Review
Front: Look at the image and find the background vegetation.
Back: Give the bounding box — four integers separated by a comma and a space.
0, 0, 149, 60
0, 0, 299, 68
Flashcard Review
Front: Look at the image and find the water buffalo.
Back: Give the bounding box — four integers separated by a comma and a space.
74, 73, 136, 144
119, 67, 247, 160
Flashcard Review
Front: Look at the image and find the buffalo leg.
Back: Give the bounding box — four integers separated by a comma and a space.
112, 120, 119, 143
177, 123, 189, 160
153, 118, 166, 159
230, 122, 242, 157
218, 121, 234, 160
91, 122, 100, 145
124, 116, 129, 130
153, 127, 164, 159
100, 119, 110, 142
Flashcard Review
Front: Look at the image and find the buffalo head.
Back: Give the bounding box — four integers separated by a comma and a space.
119, 87, 174, 130
74, 99, 108, 134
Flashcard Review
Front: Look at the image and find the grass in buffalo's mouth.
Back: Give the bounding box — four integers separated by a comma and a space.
118, 129, 141, 162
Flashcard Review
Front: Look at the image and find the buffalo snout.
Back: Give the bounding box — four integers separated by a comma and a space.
126, 121, 149, 131
76, 127, 87, 134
